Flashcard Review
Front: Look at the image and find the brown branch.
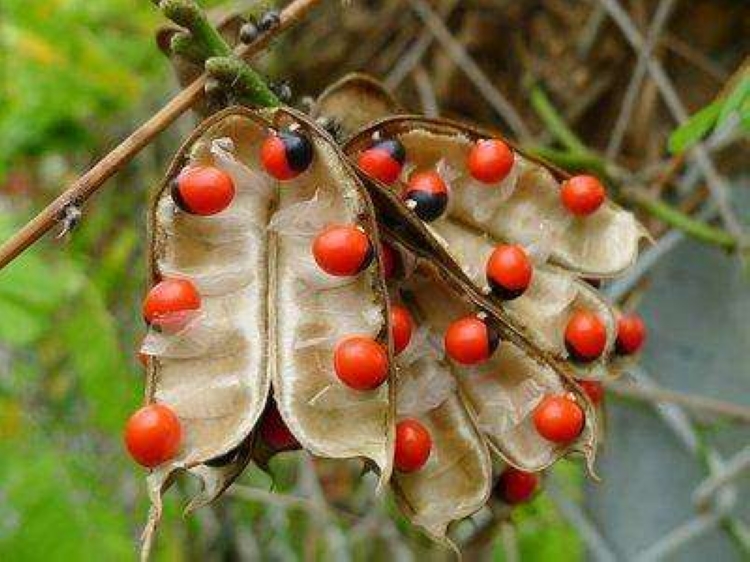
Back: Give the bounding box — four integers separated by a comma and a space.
0, 0, 323, 272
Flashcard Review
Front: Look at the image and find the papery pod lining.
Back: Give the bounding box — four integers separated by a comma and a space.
267, 108, 394, 486
312, 73, 402, 138
342, 142, 620, 381
392, 248, 597, 474
433, 219, 618, 380
389, 289, 491, 541
346, 116, 646, 278
143, 107, 395, 554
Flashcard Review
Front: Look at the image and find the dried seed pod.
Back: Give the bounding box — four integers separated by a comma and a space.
347, 117, 646, 277
311, 73, 402, 138
312, 78, 625, 380
388, 251, 491, 542
432, 220, 617, 379
342, 131, 623, 380
385, 238, 595, 543
142, 107, 395, 552
390, 245, 597, 473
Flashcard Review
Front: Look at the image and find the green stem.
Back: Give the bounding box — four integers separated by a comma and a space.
623, 188, 738, 251
528, 83, 591, 155
525, 80, 741, 253
160, 0, 232, 58
170, 31, 204, 63
523, 145, 610, 179
157, 0, 279, 108
206, 56, 279, 108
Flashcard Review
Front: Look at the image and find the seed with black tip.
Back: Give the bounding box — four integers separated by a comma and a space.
403, 170, 448, 222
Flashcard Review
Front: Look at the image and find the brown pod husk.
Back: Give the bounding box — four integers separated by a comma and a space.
346, 115, 646, 277
311, 75, 599, 472
343, 118, 638, 380
142, 106, 395, 556
311, 73, 402, 138
388, 255, 492, 542
387, 238, 597, 476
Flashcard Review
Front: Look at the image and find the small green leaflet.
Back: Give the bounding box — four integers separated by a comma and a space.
668, 73, 750, 154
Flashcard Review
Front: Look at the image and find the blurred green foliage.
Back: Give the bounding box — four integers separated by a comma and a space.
668, 66, 750, 154
0, 1, 584, 560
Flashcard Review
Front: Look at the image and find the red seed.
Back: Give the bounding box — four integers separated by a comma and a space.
616, 313, 647, 355
172, 166, 235, 215
381, 241, 399, 279
260, 131, 313, 180
533, 395, 584, 443
357, 139, 405, 184
560, 175, 606, 216
143, 278, 200, 331
467, 139, 514, 184
259, 401, 300, 452
312, 225, 373, 277
486, 244, 533, 300
403, 171, 448, 222
578, 380, 604, 405
497, 467, 539, 504
565, 310, 607, 362
444, 316, 499, 365
395, 418, 432, 472
333, 336, 389, 391
390, 305, 413, 355
124, 404, 182, 468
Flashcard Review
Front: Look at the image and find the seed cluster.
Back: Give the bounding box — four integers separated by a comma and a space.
135, 105, 650, 545
352, 134, 647, 449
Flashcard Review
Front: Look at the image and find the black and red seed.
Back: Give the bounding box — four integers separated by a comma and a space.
444, 315, 500, 365
357, 138, 406, 185
261, 130, 314, 180
171, 166, 235, 216
403, 171, 448, 222
485, 244, 533, 300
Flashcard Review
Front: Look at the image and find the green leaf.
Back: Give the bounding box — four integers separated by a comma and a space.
668, 101, 722, 154
717, 74, 750, 128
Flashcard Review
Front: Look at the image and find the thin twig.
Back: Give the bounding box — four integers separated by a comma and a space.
407, 0, 532, 141
385, 0, 459, 89
693, 445, 750, 509
596, 0, 745, 240
546, 477, 618, 562
635, 511, 724, 561
500, 521, 520, 562
622, 188, 737, 251
627, 369, 750, 555
605, 0, 677, 159
412, 66, 439, 117
528, 83, 591, 155
0, 0, 323, 272
606, 378, 750, 424
229, 484, 357, 522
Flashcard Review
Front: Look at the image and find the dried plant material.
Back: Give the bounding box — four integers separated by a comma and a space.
346, 116, 646, 277
435, 220, 617, 379
395, 252, 597, 473
142, 106, 395, 555
312, 73, 402, 137
388, 288, 491, 542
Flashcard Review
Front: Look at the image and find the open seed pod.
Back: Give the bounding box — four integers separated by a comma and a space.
387, 237, 597, 476
141, 106, 395, 553
387, 256, 492, 542
346, 116, 646, 277
343, 121, 638, 380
